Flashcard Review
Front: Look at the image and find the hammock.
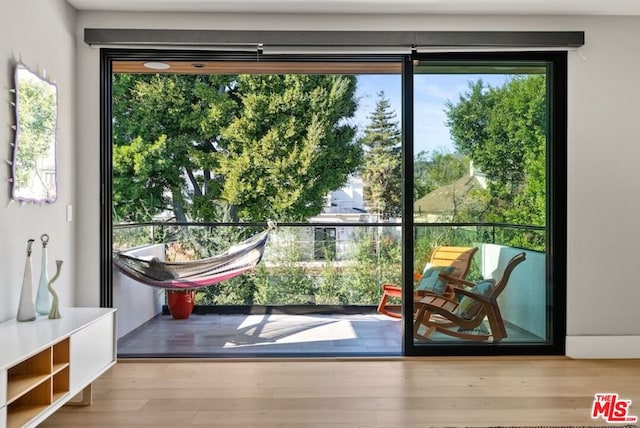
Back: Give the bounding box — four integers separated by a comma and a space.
112, 227, 271, 290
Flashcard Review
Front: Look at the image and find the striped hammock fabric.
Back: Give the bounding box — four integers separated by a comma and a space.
112, 228, 271, 290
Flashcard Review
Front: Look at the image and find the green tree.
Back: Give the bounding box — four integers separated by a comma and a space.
445, 75, 546, 227
112, 73, 236, 222
359, 92, 402, 218
112, 73, 361, 223
219, 74, 361, 222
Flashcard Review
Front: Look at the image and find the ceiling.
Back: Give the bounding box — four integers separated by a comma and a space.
66, 0, 640, 16
113, 61, 401, 74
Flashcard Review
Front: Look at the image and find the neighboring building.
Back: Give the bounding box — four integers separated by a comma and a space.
267, 174, 400, 262
414, 167, 488, 222
321, 174, 367, 217
306, 174, 367, 260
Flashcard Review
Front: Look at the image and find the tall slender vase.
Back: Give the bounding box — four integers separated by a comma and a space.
17, 239, 37, 322
35, 234, 51, 315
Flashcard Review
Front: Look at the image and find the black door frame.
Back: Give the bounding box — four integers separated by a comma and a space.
99, 49, 567, 357
402, 51, 567, 356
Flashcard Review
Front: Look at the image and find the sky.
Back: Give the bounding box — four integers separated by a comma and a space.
353, 73, 513, 156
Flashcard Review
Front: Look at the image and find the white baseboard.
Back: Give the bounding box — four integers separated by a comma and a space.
566, 335, 640, 358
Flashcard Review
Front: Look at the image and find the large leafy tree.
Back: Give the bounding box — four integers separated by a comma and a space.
445, 75, 547, 226
359, 92, 402, 219
219, 74, 360, 221
112, 73, 236, 222
112, 73, 361, 223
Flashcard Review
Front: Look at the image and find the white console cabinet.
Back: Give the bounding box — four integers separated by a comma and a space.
0, 308, 116, 428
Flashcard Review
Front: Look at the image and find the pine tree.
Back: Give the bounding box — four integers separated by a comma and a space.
359, 92, 402, 219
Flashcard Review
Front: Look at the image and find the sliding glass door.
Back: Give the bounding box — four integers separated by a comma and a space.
100, 49, 566, 357
404, 52, 567, 356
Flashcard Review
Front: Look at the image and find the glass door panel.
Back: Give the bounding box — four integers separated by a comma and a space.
407, 53, 565, 354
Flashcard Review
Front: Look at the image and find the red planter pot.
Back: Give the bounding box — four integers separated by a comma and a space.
166, 290, 195, 319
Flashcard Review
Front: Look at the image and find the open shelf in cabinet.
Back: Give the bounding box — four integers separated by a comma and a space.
5, 337, 70, 428
7, 379, 51, 428
6, 349, 51, 405
52, 367, 70, 403
52, 338, 70, 376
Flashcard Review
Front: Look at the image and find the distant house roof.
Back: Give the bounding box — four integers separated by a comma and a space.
414, 174, 486, 217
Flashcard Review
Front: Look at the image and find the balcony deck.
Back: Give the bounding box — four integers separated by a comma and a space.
117, 311, 541, 358
118, 312, 403, 357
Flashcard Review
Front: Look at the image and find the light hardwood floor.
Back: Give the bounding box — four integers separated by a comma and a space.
41, 358, 640, 428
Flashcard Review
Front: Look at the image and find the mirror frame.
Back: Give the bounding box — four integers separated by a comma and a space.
11, 62, 58, 204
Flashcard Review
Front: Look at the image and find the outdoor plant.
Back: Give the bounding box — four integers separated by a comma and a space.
338, 228, 402, 305
253, 228, 316, 305
314, 257, 348, 305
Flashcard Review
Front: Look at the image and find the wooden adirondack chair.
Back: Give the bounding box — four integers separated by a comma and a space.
413, 252, 526, 342
376, 246, 478, 319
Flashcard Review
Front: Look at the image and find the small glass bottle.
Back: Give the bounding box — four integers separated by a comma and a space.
35, 234, 51, 316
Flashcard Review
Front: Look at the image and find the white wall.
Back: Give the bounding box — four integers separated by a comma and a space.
0, 0, 76, 323
113, 245, 164, 339
74, 12, 640, 356
482, 244, 546, 340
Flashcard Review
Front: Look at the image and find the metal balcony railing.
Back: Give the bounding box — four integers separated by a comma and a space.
112, 221, 545, 307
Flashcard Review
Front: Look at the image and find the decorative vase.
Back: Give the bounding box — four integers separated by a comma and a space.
35, 234, 51, 315
167, 289, 195, 320
48, 260, 63, 319
17, 239, 37, 322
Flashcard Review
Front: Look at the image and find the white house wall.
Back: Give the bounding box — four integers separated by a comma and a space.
0, 0, 76, 323
74, 12, 640, 357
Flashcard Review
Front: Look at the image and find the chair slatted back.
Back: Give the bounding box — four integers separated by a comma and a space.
429, 246, 478, 280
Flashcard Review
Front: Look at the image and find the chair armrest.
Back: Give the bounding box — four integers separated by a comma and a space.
440, 274, 474, 288
381, 283, 402, 292
450, 285, 494, 305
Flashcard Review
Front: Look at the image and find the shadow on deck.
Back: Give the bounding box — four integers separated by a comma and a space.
118, 312, 404, 358
117, 309, 543, 358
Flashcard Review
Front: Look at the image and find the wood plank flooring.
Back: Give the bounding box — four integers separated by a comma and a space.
41, 358, 640, 428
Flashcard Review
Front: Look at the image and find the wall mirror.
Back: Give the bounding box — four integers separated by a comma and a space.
11, 63, 58, 203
